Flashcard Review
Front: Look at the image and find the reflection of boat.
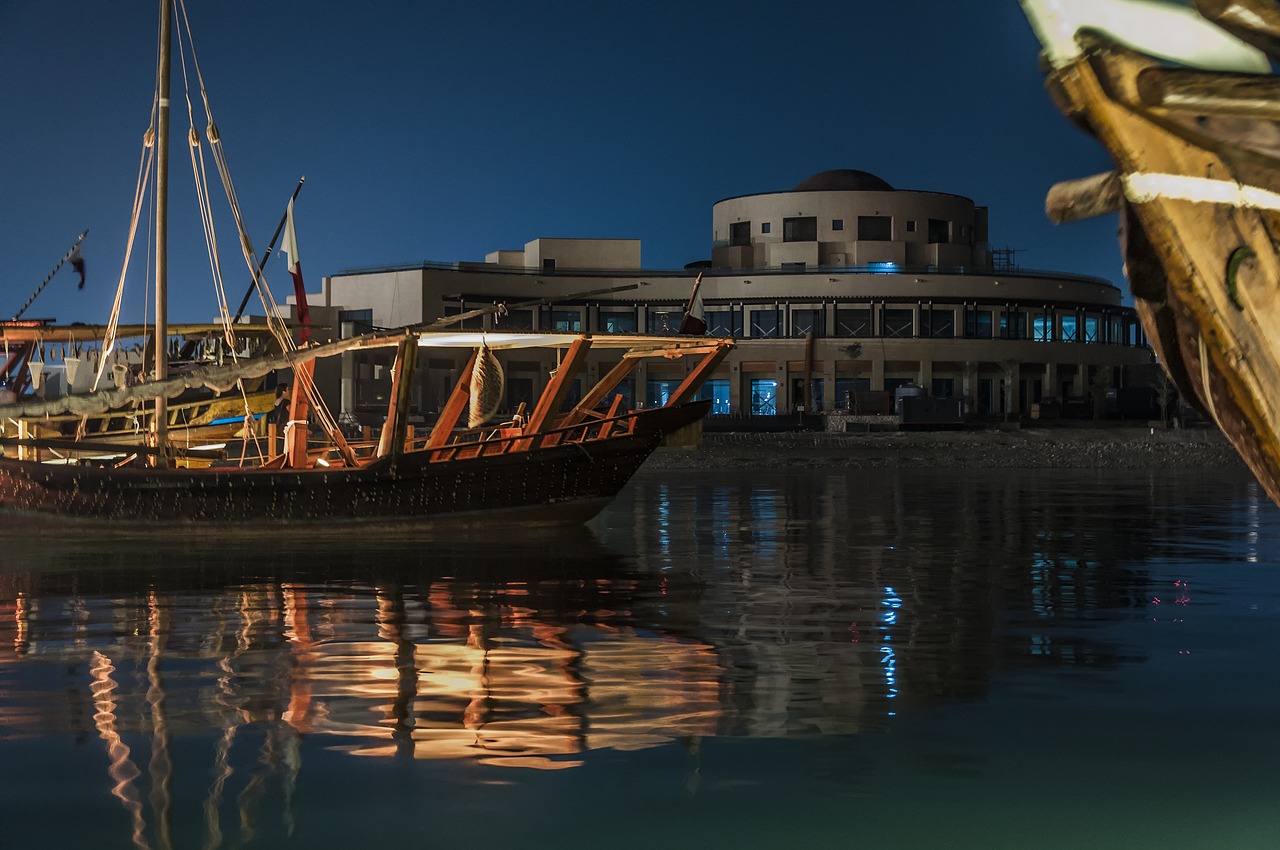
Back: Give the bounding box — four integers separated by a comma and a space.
0, 1, 731, 528
0, 321, 277, 449
1021, 0, 1280, 506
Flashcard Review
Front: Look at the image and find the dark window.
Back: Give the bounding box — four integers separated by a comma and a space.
927, 308, 954, 338
781, 262, 806, 271
882, 308, 914, 338
705, 309, 742, 337
857, 215, 893, 241
497, 308, 534, 331
543, 308, 581, 332
761, 222, 772, 234
932, 378, 955, 398
783, 216, 817, 242
730, 221, 751, 246
965, 309, 993, 339
599, 312, 636, 333
646, 379, 684, 408
835, 307, 873, 337
647, 308, 682, 334
835, 378, 872, 411
542, 258, 556, 271
927, 219, 950, 244
832, 219, 844, 232
790, 308, 824, 337
338, 309, 374, 334
750, 308, 781, 338
906, 220, 917, 233
1000, 311, 1027, 340
443, 304, 473, 329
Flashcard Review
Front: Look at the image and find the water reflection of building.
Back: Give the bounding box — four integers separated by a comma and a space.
1, 471, 1268, 847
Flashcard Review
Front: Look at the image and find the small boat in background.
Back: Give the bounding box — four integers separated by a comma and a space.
1, 321, 278, 450
1022, 0, 1280, 507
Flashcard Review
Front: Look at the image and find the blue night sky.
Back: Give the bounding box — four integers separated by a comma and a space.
0, 0, 1121, 324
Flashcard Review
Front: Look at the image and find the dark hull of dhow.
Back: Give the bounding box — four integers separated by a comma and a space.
0, 401, 710, 530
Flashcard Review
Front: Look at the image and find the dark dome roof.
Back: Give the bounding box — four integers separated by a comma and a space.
792, 169, 894, 192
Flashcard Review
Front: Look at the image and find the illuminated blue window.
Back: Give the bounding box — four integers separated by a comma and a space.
750, 379, 778, 415
696, 379, 731, 415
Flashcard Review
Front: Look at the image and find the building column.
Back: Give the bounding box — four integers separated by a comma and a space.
1044, 361, 1058, 401
917, 359, 933, 392
871, 358, 885, 392
822, 352, 837, 413
729, 362, 743, 415
634, 360, 649, 407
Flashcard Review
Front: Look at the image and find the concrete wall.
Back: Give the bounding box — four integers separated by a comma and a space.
712, 188, 985, 269
522, 238, 641, 270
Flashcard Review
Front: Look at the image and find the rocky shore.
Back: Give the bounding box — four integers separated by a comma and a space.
647, 426, 1244, 471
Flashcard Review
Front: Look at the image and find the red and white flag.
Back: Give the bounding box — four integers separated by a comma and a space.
281, 198, 312, 344
679, 272, 707, 336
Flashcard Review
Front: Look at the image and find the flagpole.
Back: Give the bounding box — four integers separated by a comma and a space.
682, 271, 704, 316
232, 176, 306, 324
11, 231, 89, 322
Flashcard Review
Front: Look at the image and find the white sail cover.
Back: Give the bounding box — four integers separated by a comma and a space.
1022, 0, 1271, 72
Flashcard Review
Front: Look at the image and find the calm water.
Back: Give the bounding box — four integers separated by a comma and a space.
2, 467, 1278, 849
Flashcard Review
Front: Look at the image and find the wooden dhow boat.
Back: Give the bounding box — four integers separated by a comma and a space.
1023, 0, 1280, 507
0, 326, 730, 528
0, 321, 278, 449
0, 0, 732, 529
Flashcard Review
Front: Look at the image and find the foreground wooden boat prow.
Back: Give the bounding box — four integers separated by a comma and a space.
1023, 0, 1280, 506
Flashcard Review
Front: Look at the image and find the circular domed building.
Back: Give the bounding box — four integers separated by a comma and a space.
324, 170, 1152, 422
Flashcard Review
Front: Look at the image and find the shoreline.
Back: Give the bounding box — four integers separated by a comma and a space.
647, 427, 1244, 470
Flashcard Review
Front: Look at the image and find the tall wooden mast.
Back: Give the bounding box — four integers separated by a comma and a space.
153, 0, 171, 464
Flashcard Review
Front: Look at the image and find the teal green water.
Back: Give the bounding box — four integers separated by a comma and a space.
1, 468, 1277, 849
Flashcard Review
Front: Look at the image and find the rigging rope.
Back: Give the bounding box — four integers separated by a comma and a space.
175, 0, 343, 442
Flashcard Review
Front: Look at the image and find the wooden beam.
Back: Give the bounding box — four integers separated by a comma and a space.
664, 344, 730, 408
1136, 66, 1280, 120
424, 350, 478, 449
523, 337, 592, 435
285, 360, 314, 468
376, 338, 421, 459
560, 357, 639, 428
1045, 171, 1122, 224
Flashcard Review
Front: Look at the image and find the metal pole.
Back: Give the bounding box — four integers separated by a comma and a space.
232, 176, 306, 323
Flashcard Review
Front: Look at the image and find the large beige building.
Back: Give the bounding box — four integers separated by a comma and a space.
315, 170, 1151, 422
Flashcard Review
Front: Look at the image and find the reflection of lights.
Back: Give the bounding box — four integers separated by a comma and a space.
1247, 485, 1260, 564
880, 587, 901, 711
